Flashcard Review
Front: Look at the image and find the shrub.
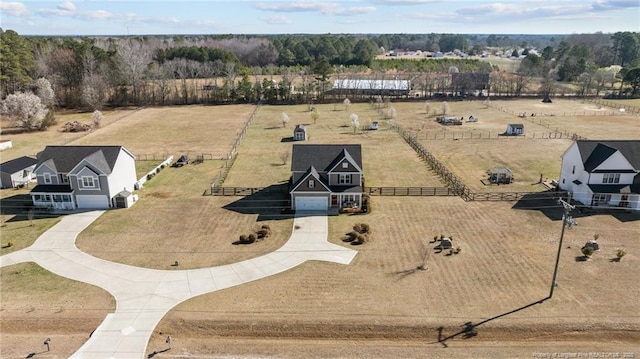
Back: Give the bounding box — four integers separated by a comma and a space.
247, 233, 257, 243
261, 224, 271, 231
257, 229, 269, 239
7, 240, 14, 247
239, 234, 248, 243
360, 223, 370, 233
454, 246, 461, 254
581, 246, 595, 258
593, 233, 600, 241
616, 249, 627, 260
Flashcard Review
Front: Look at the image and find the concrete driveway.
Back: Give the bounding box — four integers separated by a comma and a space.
0, 210, 357, 358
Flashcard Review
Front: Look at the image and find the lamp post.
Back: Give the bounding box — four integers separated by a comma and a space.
43, 338, 51, 351
549, 194, 575, 299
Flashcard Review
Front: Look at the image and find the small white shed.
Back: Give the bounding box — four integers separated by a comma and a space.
506, 124, 524, 135
293, 124, 307, 141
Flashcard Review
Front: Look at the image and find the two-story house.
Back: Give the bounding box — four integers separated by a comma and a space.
290, 144, 363, 211
30, 145, 137, 209
559, 140, 640, 211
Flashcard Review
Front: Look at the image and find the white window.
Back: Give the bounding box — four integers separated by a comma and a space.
61, 174, 69, 183
339, 174, 351, 184
308, 180, 315, 188
592, 194, 611, 205
602, 173, 620, 184
44, 173, 52, 184
82, 176, 97, 188
342, 162, 349, 169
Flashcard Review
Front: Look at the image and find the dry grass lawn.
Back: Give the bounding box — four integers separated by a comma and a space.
70, 104, 256, 158
0, 108, 138, 161
150, 197, 639, 357
225, 103, 443, 187
0, 263, 115, 359
76, 159, 294, 270
2, 100, 640, 357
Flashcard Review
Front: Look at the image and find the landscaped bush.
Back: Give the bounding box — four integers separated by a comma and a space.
581, 246, 595, 258
247, 233, 257, 243
616, 249, 627, 261
353, 223, 370, 234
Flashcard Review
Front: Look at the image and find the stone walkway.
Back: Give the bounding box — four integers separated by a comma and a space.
0, 210, 357, 358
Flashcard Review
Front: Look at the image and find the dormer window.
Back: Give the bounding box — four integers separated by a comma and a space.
44, 173, 52, 184
339, 174, 351, 184
61, 174, 69, 183
342, 162, 348, 169
308, 180, 315, 188
602, 173, 620, 184
82, 176, 97, 188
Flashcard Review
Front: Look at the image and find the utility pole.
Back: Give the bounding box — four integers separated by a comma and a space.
549, 193, 575, 299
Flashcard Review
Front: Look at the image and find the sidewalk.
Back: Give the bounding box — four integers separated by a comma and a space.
0, 210, 357, 359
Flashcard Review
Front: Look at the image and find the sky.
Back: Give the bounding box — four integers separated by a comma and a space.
1, 0, 638, 36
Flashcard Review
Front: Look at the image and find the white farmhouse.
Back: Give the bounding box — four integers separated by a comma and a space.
559, 140, 640, 211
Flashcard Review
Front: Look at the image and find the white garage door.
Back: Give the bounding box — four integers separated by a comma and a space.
76, 195, 109, 209
295, 197, 328, 211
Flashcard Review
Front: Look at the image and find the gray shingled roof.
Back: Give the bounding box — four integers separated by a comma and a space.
577, 140, 640, 172
291, 144, 362, 173
0, 156, 37, 175
36, 146, 125, 174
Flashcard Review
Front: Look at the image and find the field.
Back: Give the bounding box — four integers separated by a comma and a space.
1, 100, 639, 358
0, 108, 139, 161
225, 103, 443, 187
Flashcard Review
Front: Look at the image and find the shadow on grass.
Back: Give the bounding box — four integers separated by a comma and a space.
1, 194, 66, 223
511, 191, 640, 223
222, 182, 294, 221
433, 297, 549, 348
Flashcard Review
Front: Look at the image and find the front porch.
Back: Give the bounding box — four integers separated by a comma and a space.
31, 185, 76, 210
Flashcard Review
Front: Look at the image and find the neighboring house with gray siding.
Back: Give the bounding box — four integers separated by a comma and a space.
290, 144, 363, 211
30, 146, 137, 209
0, 156, 37, 188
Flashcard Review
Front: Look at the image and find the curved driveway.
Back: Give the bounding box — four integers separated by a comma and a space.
0, 210, 357, 358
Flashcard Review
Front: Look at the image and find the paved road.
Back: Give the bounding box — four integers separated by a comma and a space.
0, 210, 357, 358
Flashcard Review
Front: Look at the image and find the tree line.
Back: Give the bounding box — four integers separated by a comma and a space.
1, 29, 639, 127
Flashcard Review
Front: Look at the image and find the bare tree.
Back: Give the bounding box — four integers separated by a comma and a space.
92, 110, 103, 128
387, 107, 397, 120
117, 39, 152, 105
350, 113, 359, 133
1, 92, 49, 130
424, 101, 431, 115
442, 101, 450, 115
281, 112, 290, 128
34, 78, 55, 107
343, 98, 351, 111
280, 151, 290, 165
310, 109, 319, 124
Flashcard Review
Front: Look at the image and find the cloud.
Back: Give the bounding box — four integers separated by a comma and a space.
261, 15, 294, 25
591, 0, 640, 11
369, 0, 440, 4
325, 6, 376, 16
254, 1, 375, 16
453, 2, 592, 22
57, 1, 76, 12
0, 1, 29, 17
254, 1, 337, 13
